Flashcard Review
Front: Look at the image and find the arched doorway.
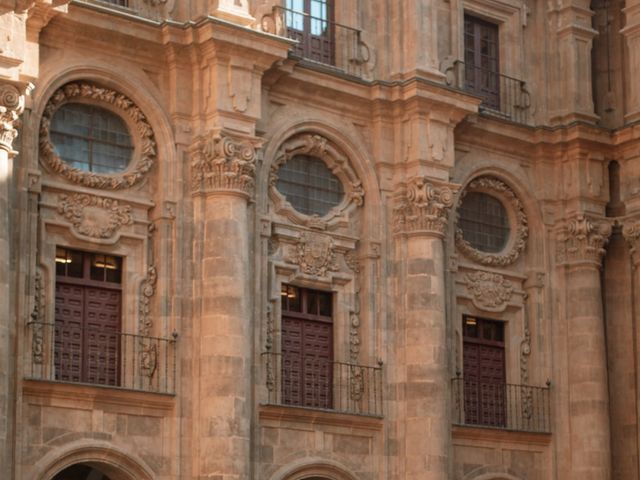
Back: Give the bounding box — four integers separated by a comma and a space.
52, 464, 111, 480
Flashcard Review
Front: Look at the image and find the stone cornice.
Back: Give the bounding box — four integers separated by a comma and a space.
0, 79, 32, 153
393, 177, 458, 237
556, 214, 612, 267
191, 128, 261, 199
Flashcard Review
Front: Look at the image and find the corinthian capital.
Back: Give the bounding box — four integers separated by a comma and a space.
556, 214, 612, 266
393, 176, 459, 237
623, 221, 640, 267
191, 129, 261, 199
0, 80, 32, 153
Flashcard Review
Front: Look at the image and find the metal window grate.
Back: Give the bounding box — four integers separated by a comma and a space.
276, 154, 344, 216
458, 192, 510, 253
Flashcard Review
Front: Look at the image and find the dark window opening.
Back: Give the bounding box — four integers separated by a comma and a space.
464, 14, 500, 110
458, 191, 510, 253
285, 0, 335, 65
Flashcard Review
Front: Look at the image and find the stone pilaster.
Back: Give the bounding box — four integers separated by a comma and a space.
191, 128, 260, 480
621, 0, 640, 122
393, 176, 458, 480
548, 1, 598, 124
0, 79, 29, 480
557, 213, 612, 480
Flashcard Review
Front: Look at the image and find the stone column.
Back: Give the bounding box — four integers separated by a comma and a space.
557, 214, 612, 480
393, 177, 457, 480
622, 0, 640, 122
0, 80, 29, 480
191, 128, 259, 480
548, 0, 598, 124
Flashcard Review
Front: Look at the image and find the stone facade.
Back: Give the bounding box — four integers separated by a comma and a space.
0, 1, 639, 480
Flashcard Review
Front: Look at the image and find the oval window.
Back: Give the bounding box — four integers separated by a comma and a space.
276, 154, 344, 216
458, 191, 510, 253
50, 103, 133, 174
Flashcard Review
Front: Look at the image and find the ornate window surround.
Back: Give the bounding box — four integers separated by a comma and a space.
455, 175, 528, 266
39, 81, 157, 190
269, 133, 364, 228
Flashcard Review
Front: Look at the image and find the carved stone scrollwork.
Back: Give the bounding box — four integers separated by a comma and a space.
0, 81, 30, 152
40, 82, 157, 189
465, 271, 514, 312
455, 176, 528, 266
393, 177, 458, 236
30, 269, 45, 364
269, 133, 364, 226
191, 129, 259, 198
57, 193, 133, 239
138, 223, 158, 379
557, 214, 612, 266
293, 231, 339, 277
623, 221, 640, 267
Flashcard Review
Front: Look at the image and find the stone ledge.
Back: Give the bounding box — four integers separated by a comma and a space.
259, 404, 384, 431
452, 424, 552, 446
22, 379, 176, 415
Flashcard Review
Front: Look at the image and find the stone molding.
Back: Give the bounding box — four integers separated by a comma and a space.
393, 176, 458, 237
0, 80, 31, 153
455, 176, 528, 266
57, 193, 133, 239
556, 214, 612, 266
30, 269, 45, 365
191, 128, 260, 198
464, 271, 514, 312
39, 82, 156, 190
269, 133, 364, 228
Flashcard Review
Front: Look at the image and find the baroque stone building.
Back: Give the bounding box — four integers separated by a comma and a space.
1, 0, 638, 479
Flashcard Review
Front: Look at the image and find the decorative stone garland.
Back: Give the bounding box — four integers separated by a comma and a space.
40, 82, 156, 190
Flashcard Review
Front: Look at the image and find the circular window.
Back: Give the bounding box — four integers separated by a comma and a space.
458, 191, 510, 253
276, 154, 344, 216
50, 103, 133, 174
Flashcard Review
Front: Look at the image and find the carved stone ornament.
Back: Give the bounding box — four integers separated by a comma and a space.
623, 221, 640, 266
465, 271, 514, 312
294, 231, 339, 277
393, 177, 458, 236
30, 269, 45, 365
58, 193, 133, 239
0, 81, 30, 152
269, 133, 364, 226
455, 176, 528, 266
557, 214, 612, 266
39, 82, 156, 189
191, 129, 259, 198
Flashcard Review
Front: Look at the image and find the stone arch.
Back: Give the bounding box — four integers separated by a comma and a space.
462, 464, 525, 480
32, 440, 155, 480
268, 458, 360, 480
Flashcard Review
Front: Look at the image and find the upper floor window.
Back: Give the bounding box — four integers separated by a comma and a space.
285, 0, 334, 65
458, 191, 510, 253
464, 14, 500, 110
50, 103, 133, 174
275, 154, 344, 217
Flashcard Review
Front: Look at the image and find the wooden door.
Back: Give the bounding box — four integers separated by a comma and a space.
463, 316, 506, 427
281, 285, 333, 408
464, 15, 500, 110
286, 0, 334, 65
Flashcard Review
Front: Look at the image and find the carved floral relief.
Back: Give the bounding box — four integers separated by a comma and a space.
293, 231, 339, 277
465, 271, 514, 312
557, 214, 612, 265
39, 82, 157, 189
57, 193, 133, 239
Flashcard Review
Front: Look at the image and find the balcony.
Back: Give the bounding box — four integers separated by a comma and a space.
25, 321, 177, 394
446, 60, 532, 125
262, 352, 383, 417
451, 377, 551, 433
268, 5, 369, 77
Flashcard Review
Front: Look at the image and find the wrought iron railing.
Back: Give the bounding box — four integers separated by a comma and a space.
451, 377, 551, 433
26, 321, 177, 394
262, 352, 383, 416
271, 5, 369, 77
445, 60, 531, 125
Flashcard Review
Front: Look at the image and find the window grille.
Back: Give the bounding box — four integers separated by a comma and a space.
276, 154, 344, 216
458, 192, 510, 253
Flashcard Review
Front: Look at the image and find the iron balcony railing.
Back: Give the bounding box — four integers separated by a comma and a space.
271, 5, 369, 77
26, 321, 177, 394
446, 60, 532, 125
452, 377, 551, 433
262, 352, 383, 417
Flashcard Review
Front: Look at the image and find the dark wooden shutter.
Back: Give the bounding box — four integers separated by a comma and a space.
286, 0, 335, 65
84, 287, 121, 386
464, 15, 500, 110
55, 283, 85, 382
463, 317, 506, 427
